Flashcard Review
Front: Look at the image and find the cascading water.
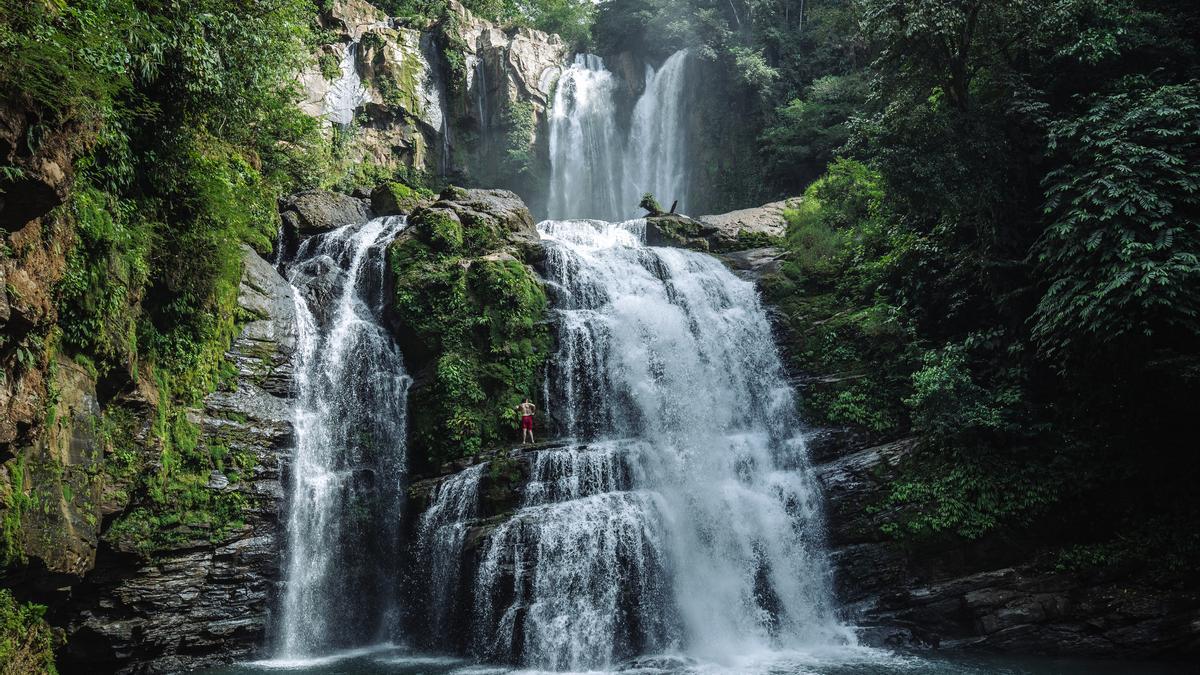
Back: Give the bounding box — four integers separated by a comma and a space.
274, 216, 411, 657
417, 463, 486, 642
547, 51, 692, 221
547, 55, 626, 222
626, 51, 692, 217
324, 41, 370, 126
463, 219, 854, 669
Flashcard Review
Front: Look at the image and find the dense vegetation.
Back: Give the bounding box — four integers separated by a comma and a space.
0, 0, 327, 634
589, 0, 1200, 579
388, 190, 551, 470
379, 0, 595, 46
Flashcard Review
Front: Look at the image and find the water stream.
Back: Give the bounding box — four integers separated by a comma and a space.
274, 217, 411, 657
323, 41, 371, 126
548, 51, 692, 221
462, 219, 851, 670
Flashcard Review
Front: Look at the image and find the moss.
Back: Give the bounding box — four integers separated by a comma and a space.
389, 206, 550, 468
0, 457, 33, 567
500, 100, 536, 177
362, 32, 426, 113
0, 589, 60, 674
103, 370, 251, 555
317, 51, 341, 81
371, 180, 433, 215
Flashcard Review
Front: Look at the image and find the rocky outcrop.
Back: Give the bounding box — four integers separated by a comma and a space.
56, 246, 298, 673
1, 99, 83, 451
645, 198, 794, 253
296, 0, 566, 191
719, 246, 785, 282
697, 198, 797, 244
385, 187, 549, 471
809, 429, 1200, 656
0, 99, 85, 232
279, 189, 372, 235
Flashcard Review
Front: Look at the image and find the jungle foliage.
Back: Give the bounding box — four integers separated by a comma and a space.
1, 0, 325, 562
685, 0, 1200, 578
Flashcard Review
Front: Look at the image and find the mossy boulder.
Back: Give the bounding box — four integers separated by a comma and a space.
370, 181, 434, 216
386, 188, 549, 471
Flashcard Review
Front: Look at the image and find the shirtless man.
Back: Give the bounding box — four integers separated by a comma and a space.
515, 397, 536, 445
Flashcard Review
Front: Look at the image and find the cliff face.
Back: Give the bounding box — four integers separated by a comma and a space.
810, 429, 1200, 656
1, 105, 301, 668
298, 0, 566, 206
52, 248, 299, 672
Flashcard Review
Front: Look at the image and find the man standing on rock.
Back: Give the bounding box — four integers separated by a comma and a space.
516, 397, 536, 445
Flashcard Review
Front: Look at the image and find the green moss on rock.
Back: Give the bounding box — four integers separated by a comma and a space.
0, 589, 60, 674
370, 180, 433, 216
388, 190, 549, 469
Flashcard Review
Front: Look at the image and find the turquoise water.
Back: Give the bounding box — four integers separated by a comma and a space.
200, 644, 1190, 675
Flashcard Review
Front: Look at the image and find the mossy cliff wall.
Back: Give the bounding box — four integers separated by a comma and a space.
298, 0, 566, 208
386, 188, 550, 472
1, 99, 303, 670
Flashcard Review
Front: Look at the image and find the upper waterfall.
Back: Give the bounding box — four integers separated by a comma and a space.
548, 51, 692, 221
323, 41, 371, 126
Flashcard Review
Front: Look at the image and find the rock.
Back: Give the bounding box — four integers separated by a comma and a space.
322, 0, 386, 40
372, 181, 432, 216
424, 187, 541, 257
295, 0, 566, 185
719, 246, 785, 282
279, 189, 372, 235
58, 247, 299, 673
2, 358, 104, 583
644, 213, 712, 250
644, 198, 799, 253
805, 427, 1200, 658
0, 100, 81, 231
697, 198, 798, 243
207, 471, 230, 490
228, 246, 299, 396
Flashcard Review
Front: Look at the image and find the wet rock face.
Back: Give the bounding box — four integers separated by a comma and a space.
295, 0, 566, 185
58, 247, 297, 673
0, 100, 79, 231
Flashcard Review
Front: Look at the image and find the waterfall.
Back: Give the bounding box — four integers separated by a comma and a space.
324, 41, 370, 126
275, 216, 411, 657
467, 219, 853, 669
547, 51, 692, 221
547, 55, 626, 222
626, 51, 692, 218
417, 463, 487, 642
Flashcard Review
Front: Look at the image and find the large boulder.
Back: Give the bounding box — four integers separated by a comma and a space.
279, 189, 372, 235
697, 198, 798, 245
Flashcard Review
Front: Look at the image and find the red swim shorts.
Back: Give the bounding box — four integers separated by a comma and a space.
520, 415, 534, 431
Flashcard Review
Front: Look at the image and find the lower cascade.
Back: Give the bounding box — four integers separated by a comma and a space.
275, 216, 412, 656
416, 218, 853, 669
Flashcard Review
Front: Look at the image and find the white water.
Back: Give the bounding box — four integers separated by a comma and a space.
324, 42, 371, 126
417, 463, 487, 639
464, 219, 852, 669
548, 51, 692, 221
275, 217, 411, 656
